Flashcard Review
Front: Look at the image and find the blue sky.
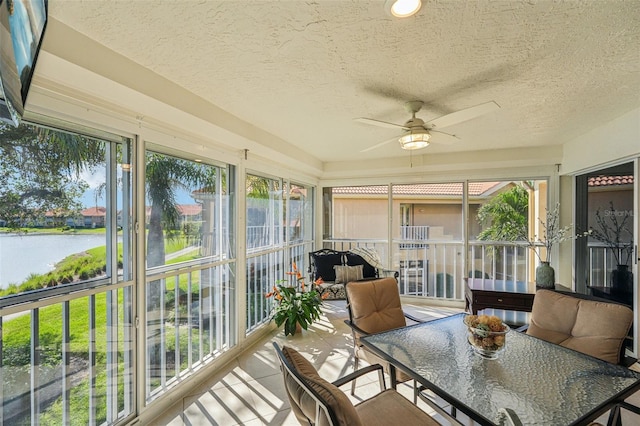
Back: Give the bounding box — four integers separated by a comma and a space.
78, 168, 195, 208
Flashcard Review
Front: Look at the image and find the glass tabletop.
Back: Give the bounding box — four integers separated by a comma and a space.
361, 313, 640, 426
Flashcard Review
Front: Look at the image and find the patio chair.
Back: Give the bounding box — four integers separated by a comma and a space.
343, 277, 423, 397
272, 342, 443, 426
345, 277, 494, 423
526, 289, 633, 364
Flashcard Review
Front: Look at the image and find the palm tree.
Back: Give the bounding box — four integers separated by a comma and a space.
145, 153, 216, 268
476, 184, 529, 242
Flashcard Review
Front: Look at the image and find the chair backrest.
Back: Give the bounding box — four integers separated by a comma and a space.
273, 342, 363, 426
527, 289, 633, 364
345, 277, 406, 334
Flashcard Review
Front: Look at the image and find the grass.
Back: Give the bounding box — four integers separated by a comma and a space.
1, 233, 212, 422
2, 291, 121, 361
0, 226, 106, 235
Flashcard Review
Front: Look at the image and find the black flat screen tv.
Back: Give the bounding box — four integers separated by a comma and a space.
0, 0, 47, 126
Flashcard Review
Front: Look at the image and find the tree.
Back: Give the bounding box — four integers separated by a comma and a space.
476, 185, 529, 242
0, 123, 104, 229
145, 153, 217, 268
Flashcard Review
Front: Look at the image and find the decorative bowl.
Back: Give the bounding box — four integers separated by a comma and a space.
463, 315, 510, 359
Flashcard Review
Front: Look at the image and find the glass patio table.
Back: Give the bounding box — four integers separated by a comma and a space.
360, 313, 640, 425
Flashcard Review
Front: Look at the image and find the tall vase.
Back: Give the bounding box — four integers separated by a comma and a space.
535, 262, 555, 289
611, 264, 632, 294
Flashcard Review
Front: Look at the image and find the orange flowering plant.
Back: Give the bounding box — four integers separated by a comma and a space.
265, 261, 326, 336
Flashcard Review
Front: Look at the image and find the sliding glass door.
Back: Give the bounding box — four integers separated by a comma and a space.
575, 160, 637, 357
575, 162, 635, 300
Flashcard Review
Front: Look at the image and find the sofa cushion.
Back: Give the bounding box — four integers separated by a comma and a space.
346, 253, 377, 278
334, 264, 364, 284
317, 283, 346, 300
311, 252, 343, 281
527, 290, 633, 364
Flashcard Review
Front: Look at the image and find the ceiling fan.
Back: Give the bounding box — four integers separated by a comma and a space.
356, 100, 500, 152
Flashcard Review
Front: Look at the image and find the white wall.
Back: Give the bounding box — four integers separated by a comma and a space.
561, 108, 640, 175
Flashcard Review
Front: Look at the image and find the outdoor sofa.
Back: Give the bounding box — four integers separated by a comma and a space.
308, 248, 397, 300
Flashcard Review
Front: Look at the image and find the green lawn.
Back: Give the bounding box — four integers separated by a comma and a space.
2, 234, 205, 424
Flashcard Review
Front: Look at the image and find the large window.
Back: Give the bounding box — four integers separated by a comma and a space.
324, 179, 549, 302
144, 149, 235, 402
0, 121, 134, 424
246, 174, 314, 333
393, 183, 464, 298
469, 179, 548, 286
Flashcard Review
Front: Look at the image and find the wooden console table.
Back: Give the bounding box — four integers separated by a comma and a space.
465, 278, 570, 315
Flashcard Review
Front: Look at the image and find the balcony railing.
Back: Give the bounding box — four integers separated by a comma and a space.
145, 261, 234, 402
324, 237, 636, 302
586, 242, 633, 288
245, 242, 313, 333
0, 285, 134, 425
323, 238, 537, 301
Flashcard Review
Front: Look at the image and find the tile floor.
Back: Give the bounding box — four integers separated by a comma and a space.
153, 300, 639, 425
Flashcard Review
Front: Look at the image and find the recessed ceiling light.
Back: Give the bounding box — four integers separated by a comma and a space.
385, 0, 422, 18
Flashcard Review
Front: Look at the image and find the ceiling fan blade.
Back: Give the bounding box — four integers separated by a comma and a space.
426, 101, 500, 129
429, 129, 461, 145
360, 136, 399, 153
355, 117, 407, 130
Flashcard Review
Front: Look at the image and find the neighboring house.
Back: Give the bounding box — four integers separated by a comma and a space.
144, 204, 203, 229
44, 209, 75, 228
82, 207, 107, 228
177, 204, 203, 224
329, 181, 517, 241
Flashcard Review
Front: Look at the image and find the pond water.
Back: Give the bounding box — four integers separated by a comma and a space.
0, 233, 106, 288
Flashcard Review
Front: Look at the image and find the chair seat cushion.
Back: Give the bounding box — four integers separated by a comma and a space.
317, 282, 346, 300
356, 389, 440, 426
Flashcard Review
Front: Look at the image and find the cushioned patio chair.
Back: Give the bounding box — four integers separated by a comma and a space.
273, 342, 443, 426
343, 277, 424, 397
526, 289, 633, 364
344, 276, 465, 419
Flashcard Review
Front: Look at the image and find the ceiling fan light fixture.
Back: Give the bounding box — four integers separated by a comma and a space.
399, 130, 430, 150
385, 0, 422, 18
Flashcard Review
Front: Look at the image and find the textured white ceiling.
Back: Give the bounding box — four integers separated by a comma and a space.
47, 0, 640, 163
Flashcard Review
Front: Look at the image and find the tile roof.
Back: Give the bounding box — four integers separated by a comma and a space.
177, 204, 202, 215
332, 182, 502, 196
82, 207, 107, 216
588, 175, 633, 187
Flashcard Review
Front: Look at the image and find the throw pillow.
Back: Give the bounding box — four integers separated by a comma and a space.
334, 264, 363, 284
311, 252, 343, 281
346, 253, 377, 278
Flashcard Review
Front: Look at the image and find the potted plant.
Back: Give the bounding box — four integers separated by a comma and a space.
265, 261, 326, 336
590, 202, 633, 293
